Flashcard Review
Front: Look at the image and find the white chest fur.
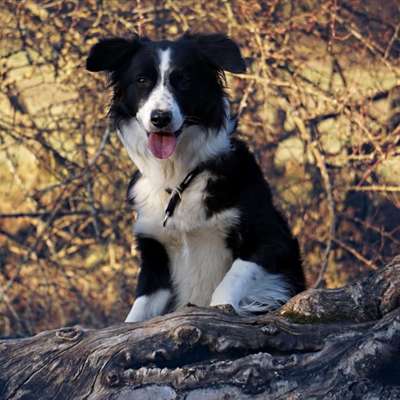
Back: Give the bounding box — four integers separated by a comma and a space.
132, 171, 239, 307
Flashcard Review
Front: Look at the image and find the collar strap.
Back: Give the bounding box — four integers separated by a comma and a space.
163, 166, 203, 227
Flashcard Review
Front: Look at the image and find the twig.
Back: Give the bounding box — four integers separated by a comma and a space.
0, 209, 116, 219
333, 238, 378, 270
348, 185, 400, 193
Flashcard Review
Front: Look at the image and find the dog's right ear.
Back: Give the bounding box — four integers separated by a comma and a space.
86, 37, 141, 72
182, 33, 246, 74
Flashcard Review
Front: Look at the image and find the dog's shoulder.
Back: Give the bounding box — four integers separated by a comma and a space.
203, 138, 272, 216
204, 138, 264, 180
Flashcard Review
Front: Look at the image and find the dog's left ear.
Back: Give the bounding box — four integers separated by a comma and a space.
183, 33, 246, 74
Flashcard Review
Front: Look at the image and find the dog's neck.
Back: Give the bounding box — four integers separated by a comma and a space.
118, 116, 234, 191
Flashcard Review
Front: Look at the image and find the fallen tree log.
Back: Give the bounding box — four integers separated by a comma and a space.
1, 256, 400, 400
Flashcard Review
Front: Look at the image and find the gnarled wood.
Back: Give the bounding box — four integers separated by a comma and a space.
1, 256, 400, 399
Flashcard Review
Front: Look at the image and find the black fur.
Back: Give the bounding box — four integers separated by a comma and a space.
203, 139, 304, 293
135, 235, 171, 297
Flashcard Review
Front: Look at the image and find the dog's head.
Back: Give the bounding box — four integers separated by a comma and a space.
86, 33, 245, 160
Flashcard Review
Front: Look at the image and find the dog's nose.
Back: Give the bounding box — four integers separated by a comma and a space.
151, 110, 172, 129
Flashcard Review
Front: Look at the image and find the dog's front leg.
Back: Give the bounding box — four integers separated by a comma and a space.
125, 289, 171, 322
125, 236, 172, 323
210, 258, 291, 314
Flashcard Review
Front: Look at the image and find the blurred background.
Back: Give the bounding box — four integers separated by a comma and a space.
0, 0, 399, 337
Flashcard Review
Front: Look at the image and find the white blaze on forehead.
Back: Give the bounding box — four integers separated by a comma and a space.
136, 46, 184, 133
158, 48, 171, 84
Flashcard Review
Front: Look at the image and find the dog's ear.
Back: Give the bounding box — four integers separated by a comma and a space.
86, 37, 141, 72
183, 33, 246, 74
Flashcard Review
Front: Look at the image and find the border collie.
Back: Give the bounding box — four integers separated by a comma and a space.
86, 33, 305, 322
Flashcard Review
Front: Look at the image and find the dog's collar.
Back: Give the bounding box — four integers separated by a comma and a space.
163, 166, 204, 227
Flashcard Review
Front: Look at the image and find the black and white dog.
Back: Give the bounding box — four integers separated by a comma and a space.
86, 33, 305, 322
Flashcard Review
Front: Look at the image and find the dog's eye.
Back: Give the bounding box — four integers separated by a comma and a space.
171, 71, 191, 91
136, 75, 151, 87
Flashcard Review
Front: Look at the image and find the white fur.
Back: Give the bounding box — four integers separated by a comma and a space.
136, 48, 184, 133
210, 259, 291, 314
163, 210, 239, 308
120, 119, 231, 189
132, 167, 240, 307
125, 289, 171, 322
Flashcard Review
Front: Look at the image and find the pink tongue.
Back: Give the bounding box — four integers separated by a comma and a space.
148, 132, 177, 159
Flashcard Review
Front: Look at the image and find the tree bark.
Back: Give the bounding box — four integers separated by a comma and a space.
1, 256, 400, 400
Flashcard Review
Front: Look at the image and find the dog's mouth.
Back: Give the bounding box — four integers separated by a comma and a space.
147, 128, 182, 159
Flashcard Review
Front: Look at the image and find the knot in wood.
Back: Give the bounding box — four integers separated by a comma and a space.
55, 326, 83, 341
105, 370, 121, 388
353, 381, 369, 397
173, 324, 202, 345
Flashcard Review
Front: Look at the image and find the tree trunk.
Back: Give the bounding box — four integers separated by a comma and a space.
1, 256, 400, 400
